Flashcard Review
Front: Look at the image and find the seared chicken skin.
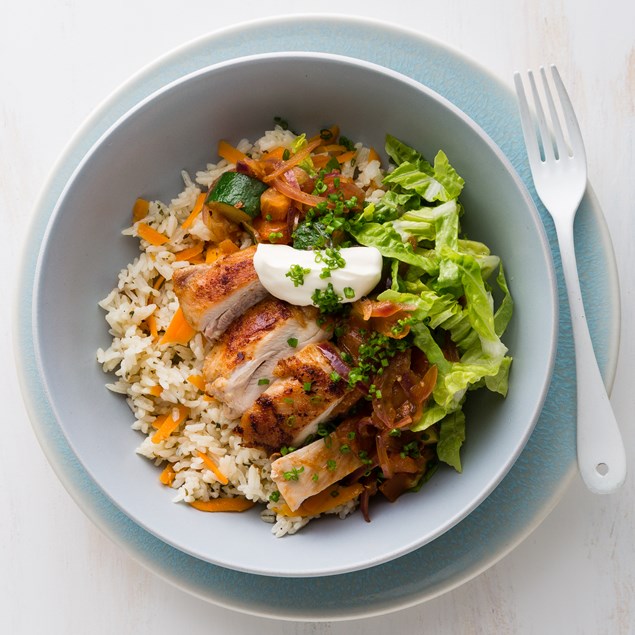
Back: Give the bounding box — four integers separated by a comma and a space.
239, 342, 360, 452
203, 298, 327, 416
270, 419, 364, 512
173, 245, 267, 341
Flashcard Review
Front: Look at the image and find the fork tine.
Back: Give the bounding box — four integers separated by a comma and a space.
539, 67, 567, 159
550, 65, 587, 161
513, 72, 543, 167
527, 69, 555, 161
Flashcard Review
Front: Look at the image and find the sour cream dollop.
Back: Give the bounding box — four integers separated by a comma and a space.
253, 244, 383, 306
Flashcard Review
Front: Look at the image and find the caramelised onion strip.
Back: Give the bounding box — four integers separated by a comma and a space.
264, 138, 323, 183
379, 472, 420, 503
352, 299, 417, 339
316, 342, 351, 380
376, 432, 393, 480
270, 174, 329, 209
353, 299, 417, 320
372, 350, 411, 428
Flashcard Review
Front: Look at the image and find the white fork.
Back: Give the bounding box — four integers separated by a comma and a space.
514, 65, 626, 494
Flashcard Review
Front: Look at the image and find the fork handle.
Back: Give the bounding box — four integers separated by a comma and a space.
556, 219, 626, 494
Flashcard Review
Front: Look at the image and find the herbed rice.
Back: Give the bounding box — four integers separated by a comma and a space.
96, 127, 386, 536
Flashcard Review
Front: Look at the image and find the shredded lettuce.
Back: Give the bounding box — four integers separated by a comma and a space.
352, 135, 513, 471
437, 411, 466, 472
383, 134, 465, 202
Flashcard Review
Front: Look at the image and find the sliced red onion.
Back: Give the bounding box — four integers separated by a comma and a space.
316, 342, 350, 380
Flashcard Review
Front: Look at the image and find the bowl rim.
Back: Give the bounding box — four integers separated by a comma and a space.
29, 50, 558, 577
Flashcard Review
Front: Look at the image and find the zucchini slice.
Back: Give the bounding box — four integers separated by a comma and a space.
206, 172, 268, 222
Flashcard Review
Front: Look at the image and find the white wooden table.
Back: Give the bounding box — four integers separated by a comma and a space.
2, 2, 633, 633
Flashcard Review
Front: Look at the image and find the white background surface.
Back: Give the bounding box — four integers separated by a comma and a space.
2, 1, 634, 633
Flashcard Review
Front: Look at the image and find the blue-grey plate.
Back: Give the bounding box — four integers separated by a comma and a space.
15, 15, 620, 621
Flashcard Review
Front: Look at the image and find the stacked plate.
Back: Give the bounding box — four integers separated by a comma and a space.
15, 16, 619, 621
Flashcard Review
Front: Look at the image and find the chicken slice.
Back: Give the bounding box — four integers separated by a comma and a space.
203, 298, 327, 416
173, 245, 267, 341
239, 342, 360, 452
270, 419, 364, 512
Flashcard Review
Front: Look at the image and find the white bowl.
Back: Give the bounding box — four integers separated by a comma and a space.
31, 52, 557, 577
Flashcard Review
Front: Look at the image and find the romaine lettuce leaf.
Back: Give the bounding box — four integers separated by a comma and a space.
437, 411, 466, 472
440, 247, 507, 362
385, 134, 423, 165
349, 222, 439, 275
384, 135, 464, 204
494, 264, 514, 337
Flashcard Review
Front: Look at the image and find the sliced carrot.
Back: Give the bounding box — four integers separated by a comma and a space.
159, 463, 175, 486
181, 192, 206, 231
218, 238, 239, 255
151, 405, 188, 443
196, 450, 228, 485
187, 374, 206, 391
311, 154, 331, 169
317, 144, 347, 153
151, 411, 167, 430
137, 222, 169, 246
190, 498, 255, 513
152, 275, 165, 290
146, 313, 159, 340
309, 125, 340, 144
132, 198, 150, 222
368, 147, 380, 163
174, 241, 205, 261
260, 187, 292, 221
205, 246, 220, 263
218, 139, 247, 165
147, 384, 162, 397
263, 146, 286, 160
336, 150, 357, 164
159, 307, 197, 345
274, 483, 364, 518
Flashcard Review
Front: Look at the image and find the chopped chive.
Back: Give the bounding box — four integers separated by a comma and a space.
286, 264, 311, 287
283, 466, 304, 481
269, 491, 281, 502
343, 287, 355, 299
287, 337, 298, 348
257, 378, 270, 386
326, 459, 337, 471
303, 381, 312, 392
